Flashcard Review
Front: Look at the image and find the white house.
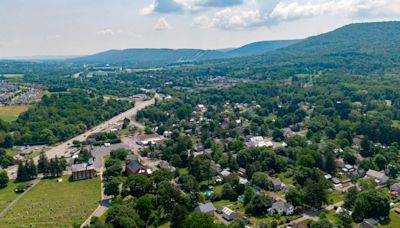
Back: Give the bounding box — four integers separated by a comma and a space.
136, 134, 164, 146
249, 136, 267, 147
269, 201, 294, 215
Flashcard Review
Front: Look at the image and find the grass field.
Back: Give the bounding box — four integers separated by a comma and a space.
5, 149, 20, 157
327, 190, 344, 204
0, 176, 101, 227
0, 181, 25, 213
0, 105, 30, 122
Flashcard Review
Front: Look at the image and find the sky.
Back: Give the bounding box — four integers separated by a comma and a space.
1, 0, 400, 58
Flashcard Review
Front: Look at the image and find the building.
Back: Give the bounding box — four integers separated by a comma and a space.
221, 206, 236, 221
136, 134, 164, 146
125, 159, 150, 176
269, 201, 294, 215
271, 178, 282, 192
249, 136, 267, 147
158, 160, 176, 172
366, 169, 389, 185
195, 202, 216, 216
72, 163, 96, 181
390, 182, 400, 195
356, 218, 378, 228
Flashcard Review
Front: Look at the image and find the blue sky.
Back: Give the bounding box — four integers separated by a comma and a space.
0, 0, 399, 58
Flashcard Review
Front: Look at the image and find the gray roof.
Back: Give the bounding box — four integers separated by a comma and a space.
72, 163, 95, 172
196, 202, 216, 213
126, 160, 145, 173
271, 201, 292, 210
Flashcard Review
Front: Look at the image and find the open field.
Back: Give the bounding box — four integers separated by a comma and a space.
0, 105, 31, 122
0, 176, 101, 227
0, 181, 25, 213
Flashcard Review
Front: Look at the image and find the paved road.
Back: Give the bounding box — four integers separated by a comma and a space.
6, 97, 156, 179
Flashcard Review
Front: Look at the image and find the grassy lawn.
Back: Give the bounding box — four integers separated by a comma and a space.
0, 181, 26, 212
5, 149, 20, 157
379, 209, 400, 227
179, 168, 189, 175
327, 190, 344, 204
0, 175, 101, 227
324, 210, 341, 225
392, 120, 400, 129
212, 199, 232, 208
0, 105, 31, 122
277, 172, 295, 185
250, 214, 301, 226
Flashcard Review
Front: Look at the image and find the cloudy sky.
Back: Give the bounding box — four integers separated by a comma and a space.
1, 0, 399, 58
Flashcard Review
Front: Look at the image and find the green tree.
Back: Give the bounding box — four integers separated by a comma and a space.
352, 189, 390, 222
303, 179, 328, 209
222, 183, 238, 201
0, 170, 9, 188
245, 194, 273, 216
183, 212, 215, 228
285, 187, 304, 207
104, 177, 121, 197
171, 205, 188, 228
251, 172, 272, 190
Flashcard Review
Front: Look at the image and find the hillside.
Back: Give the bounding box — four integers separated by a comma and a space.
69, 40, 300, 67
226, 40, 301, 57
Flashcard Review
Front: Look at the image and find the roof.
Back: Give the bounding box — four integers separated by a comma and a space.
366, 169, 386, 179
196, 202, 216, 213
271, 201, 293, 210
138, 134, 162, 141
222, 207, 235, 216
126, 160, 145, 173
72, 163, 95, 172
391, 183, 400, 192
272, 178, 282, 186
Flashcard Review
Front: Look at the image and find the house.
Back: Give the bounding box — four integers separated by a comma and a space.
221, 206, 236, 221
249, 136, 267, 147
196, 104, 207, 113
331, 177, 341, 185
136, 134, 164, 146
271, 178, 282, 192
195, 202, 216, 216
221, 168, 231, 177
72, 163, 96, 181
269, 201, 294, 215
239, 177, 249, 185
366, 169, 389, 185
238, 168, 246, 177
125, 159, 149, 176
335, 159, 345, 168
158, 160, 176, 173
390, 183, 400, 195
356, 218, 378, 228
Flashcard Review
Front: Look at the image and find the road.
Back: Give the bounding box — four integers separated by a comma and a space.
6, 96, 156, 179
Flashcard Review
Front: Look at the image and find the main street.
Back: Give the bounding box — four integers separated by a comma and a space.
6, 95, 157, 179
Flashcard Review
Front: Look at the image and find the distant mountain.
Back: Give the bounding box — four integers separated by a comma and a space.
69, 39, 301, 67
226, 40, 301, 57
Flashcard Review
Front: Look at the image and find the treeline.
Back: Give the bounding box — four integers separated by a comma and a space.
0, 91, 133, 146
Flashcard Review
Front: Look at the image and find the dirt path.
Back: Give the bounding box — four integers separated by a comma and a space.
0, 179, 41, 217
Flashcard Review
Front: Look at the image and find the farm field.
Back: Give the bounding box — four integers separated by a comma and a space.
0, 105, 30, 122
0, 176, 101, 227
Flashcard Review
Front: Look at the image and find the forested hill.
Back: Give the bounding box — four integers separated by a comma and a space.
68, 40, 299, 67
226, 40, 301, 57
259, 21, 400, 73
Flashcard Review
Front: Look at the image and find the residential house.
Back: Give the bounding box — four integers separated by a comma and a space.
249, 136, 267, 147
356, 218, 378, 228
238, 168, 246, 177
221, 206, 237, 221
126, 159, 150, 176
390, 183, 400, 195
271, 178, 282, 192
366, 169, 389, 185
195, 202, 216, 216
269, 201, 294, 215
72, 163, 96, 181
158, 160, 176, 173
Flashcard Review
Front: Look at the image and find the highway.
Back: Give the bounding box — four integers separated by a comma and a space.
7, 96, 157, 179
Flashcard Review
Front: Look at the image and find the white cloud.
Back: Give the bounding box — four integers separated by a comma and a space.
193, 0, 400, 30
96, 29, 114, 36
154, 17, 173, 31
141, 0, 245, 15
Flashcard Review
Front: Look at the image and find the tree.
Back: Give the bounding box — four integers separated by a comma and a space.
222, 183, 238, 201
243, 187, 255, 206
135, 194, 155, 223
151, 168, 173, 185
2, 134, 14, 148
124, 175, 151, 197
171, 205, 188, 228
337, 211, 353, 228
285, 187, 304, 207
251, 172, 272, 190
343, 186, 358, 209
104, 177, 121, 197
106, 205, 143, 228
323, 150, 336, 174
183, 212, 215, 228
360, 136, 373, 157
229, 219, 245, 228
38, 152, 50, 176
352, 189, 390, 222
0, 170, 9, 188
110, 148, 129, 161
245, 194, 273, 216
16, 162, 28, 182
303, 179, 328, 209
272, 129, 284, 142
310, 219, 334, 228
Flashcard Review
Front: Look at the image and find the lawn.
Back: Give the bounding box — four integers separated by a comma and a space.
5, 149, 20, 157
379, 209, 400, 227
392, 120, 400, 129
0, 176, 101, 227
179, 168, 189, 175
0, 181, 26, 212
0, 105, 31, 122
327, 190, 344, 204
324, 210, 341, 225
